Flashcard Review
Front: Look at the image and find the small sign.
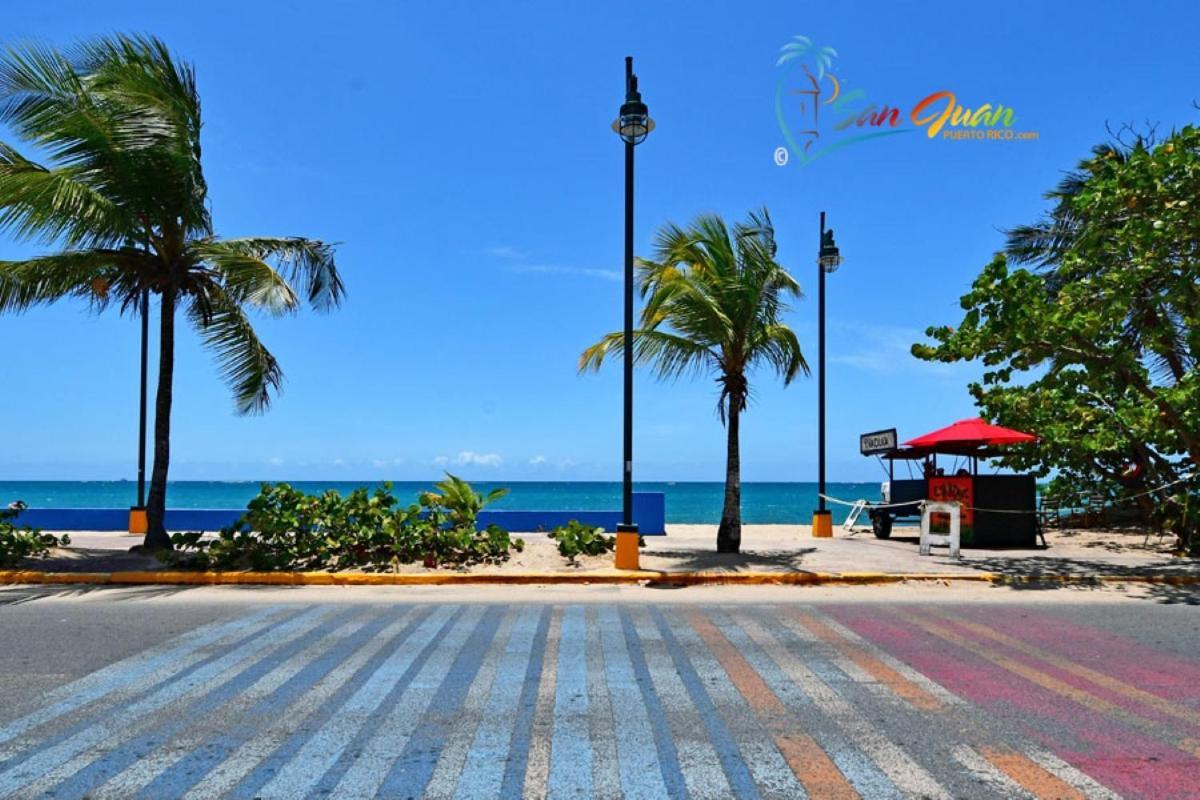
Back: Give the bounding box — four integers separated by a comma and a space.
860, 428, 898, 455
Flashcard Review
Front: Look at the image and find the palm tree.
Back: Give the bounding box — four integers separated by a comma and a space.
0, 35, 344, 550
580, 209, 807, 553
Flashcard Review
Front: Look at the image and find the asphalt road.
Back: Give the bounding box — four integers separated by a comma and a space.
0, 584, 1197, 799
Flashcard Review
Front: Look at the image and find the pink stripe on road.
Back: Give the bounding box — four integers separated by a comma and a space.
952, 606, 1200, 704
826, 608, 1199, 800
928, 611, 1200, 736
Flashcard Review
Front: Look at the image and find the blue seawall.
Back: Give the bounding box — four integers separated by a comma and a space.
11, 492, 667, 535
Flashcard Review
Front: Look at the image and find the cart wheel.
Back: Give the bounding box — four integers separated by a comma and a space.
872, 513, 893, 539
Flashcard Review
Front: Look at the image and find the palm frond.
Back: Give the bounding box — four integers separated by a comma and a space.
186, 288, 283, 415
208, 237, 344, 311
0, 249, 142, 312
190, 239, 300, 316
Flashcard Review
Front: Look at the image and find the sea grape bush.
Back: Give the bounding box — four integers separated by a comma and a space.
0, 506, 69, 568
547, 520, 615, 564
164, 475, 522, 571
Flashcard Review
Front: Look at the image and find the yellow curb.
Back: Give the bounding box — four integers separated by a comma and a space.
0, 569, 1197, 588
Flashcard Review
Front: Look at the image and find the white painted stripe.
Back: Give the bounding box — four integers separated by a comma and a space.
522, 607, 562, 800
951, 745, 1036, 799
626, 606, 730, 800
794, 608, 968, 707
661, 607, 807, 800
735, 610, 950, 800
0, 604, 285, 753
0, 606, 336, 798
548, 605, 591, 799
583, 607, 621, 800
180, 607, 422, 800
1025, 748, 1124, 800
248, 604, 459, 800
422, 606, 519, 800
90, 612, 376, 799
325, 605, 486, 799
595, 607, 669, 800
452, 607, 543, 800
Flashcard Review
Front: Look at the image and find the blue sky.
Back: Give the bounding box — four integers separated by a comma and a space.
2, 0, 1198, 482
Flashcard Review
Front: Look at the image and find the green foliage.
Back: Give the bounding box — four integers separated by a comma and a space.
547, 520, 615, 564
419, 473, 509, 528
0, 507, 69, 567
163, 479, 524, 571
913, 125, 1200, 548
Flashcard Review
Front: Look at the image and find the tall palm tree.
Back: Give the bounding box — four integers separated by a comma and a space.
581, 209, 807, 553
0, 35, 344, 550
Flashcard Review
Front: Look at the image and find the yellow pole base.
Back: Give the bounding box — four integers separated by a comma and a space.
614, 531, 640, 570
128, 507, 148, 536
812, 511, 833, 538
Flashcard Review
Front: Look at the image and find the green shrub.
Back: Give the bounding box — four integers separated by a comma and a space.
163, 476, 522, 571
548, 520, 615, 564
0, 506, 69, 568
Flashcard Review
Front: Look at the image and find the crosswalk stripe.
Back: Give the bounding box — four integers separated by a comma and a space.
93, 606, 384, 800
454, 606, 546, 800
549, 605, 593, 799
324, 605, 490, 798
0, 605, 336, 798
930, 608, 1200, 729
904, 611, 1200, 760
588, 606, 674, 799
494, 606, 553, 799
422, 606, 521, 800
519, 606, 563, 799
627, 605, 730, 800
583, 606, 622, 800
980, 747, 1088, 799
951, 745, 1036, 798
681, 607, 849, 800
0, 604, 285, 754
730, 608, 948, 800
376, 606, 506, 797
71, 607, 373, 799
810, 607, 1128, 800
178, 606, 424, 800
241, 604, 459, 799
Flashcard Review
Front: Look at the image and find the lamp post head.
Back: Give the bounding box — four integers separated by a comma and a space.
613, 56, 654, 145
819, 228, 843, 273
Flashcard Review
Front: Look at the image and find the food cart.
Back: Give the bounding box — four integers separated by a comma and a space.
861, 419, 1039, 547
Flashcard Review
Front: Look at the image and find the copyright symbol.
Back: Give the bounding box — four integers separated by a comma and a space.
773, 146, 789, 167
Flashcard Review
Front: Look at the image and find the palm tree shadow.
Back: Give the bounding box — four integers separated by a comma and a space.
645, 546, 818, 573
0, 583, 195, 606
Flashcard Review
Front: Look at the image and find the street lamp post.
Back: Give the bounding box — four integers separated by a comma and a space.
612, 56, 653, 569
812, 211, 841, 538
129, 289, 149, 535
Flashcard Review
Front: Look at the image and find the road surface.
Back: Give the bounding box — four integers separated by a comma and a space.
0, 583, 1196, 799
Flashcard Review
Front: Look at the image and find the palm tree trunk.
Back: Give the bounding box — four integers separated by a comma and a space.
717, 402, 742, 553
143, 288, 175, 550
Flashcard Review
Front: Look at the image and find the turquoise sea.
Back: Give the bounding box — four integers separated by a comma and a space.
0, 481, 881, 524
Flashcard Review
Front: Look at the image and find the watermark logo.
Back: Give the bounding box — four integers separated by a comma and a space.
774, 35, 1038, 167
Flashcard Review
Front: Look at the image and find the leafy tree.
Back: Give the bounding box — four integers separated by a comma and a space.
0, 35, 344, 549
581, 209, 807, 553
914, 125, 1200, 548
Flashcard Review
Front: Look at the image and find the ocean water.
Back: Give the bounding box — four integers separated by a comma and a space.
0, 481, 883, 525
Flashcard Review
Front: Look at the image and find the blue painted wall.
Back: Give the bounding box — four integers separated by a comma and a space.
11, 492, 667, 535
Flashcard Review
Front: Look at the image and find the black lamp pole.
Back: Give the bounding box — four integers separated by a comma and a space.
813, 212, 841, 535
818, 212, 827, 516
613, 56, 652, 533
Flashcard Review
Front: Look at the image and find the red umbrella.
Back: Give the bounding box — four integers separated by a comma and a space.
904, 418, 1036, 448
